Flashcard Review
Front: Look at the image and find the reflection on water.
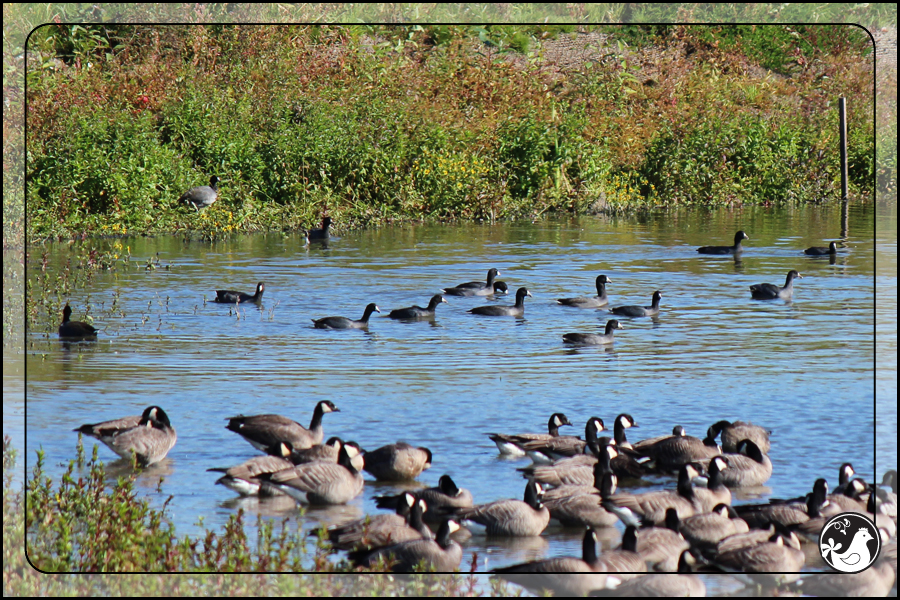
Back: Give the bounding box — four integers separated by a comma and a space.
15, 202, 895, 582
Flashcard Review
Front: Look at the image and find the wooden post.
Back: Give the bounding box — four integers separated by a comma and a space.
839, 97, 848, 201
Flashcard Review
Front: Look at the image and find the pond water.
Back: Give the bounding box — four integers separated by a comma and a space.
14, 202, 896, 586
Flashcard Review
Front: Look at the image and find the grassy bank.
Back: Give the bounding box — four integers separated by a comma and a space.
23, 24, 876, 241
4, 436, 506, 591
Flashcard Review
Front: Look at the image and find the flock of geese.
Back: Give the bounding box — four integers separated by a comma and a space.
60, 226, 832, 342
63, 219, 894, 596
72, 400, 897, 595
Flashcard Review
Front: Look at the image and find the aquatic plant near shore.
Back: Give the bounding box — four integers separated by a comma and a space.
6, 436, 499, 594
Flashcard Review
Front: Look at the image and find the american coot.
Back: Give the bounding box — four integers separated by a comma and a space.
563, 319, 623, 345
214, 282, 265, 304
443, 280, 508, 297
74, 406, 176, 466
388, 295, 447, 319
557, 275, 612, 308
697, 230, 749, 255
59, 304, 98, 340
257, 443, 364, 505
805, 241, 838, 256
468, 287, 532, 317
179, 176, 219, 211
749, 270, 802, 300
442, 268, 500, 296
307, 217, 332, 241
312, 303, 380, 329
225, 400, 340, 451
610, 290, 662, 317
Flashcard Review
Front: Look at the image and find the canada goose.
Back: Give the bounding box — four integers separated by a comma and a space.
179, 175, 219, 211
522, 438, 616, 488
825, 477, 868, 513
697, 230, 749, 255
611, 414, 639, 452
750, 270, 803, 300
881, 469, 898, 494
863, 487, 897, 538
714, 439, 772, 488
443, 280, 508, 297
468, 287, 531, 317
372, 475, 474, 523
312, 303, 380, 329
603, 463, 703, 526
634, 508, 690, 573
258, 443, 364, 505
208, 440, 299, 496
736, 482, 830, 530
521, 416, 605, 463
487, 412, 573, 456
788, 558, 895, 597
864, 470, 898, 521
325, 493, 432, 551
362, 442, 432, 481
209, 439, 364, 496
454, 479, 549, 536
307, 216, 332, 241
226, 400, 339, 452
610, 291, 662, 318
832, 462, 856, 494
600, 550, 706, 597
631, 425, 687, 454
537, 448, 619, 501
691, 456, 733, 511
707, 420, 771, 454
491, 528, 621, 596
557, 274, 612, 308
804, 241, 838, 256
375, 474, 473, 522
710, 531, 805, 586
563, 319, 623, 345
210, 440, 363, 496
415, 475, 474, 518
767, 478, 842, 517
544, 471, 620, 529
598, 526, 649, 574
74, 406, 176, 466
679, 503, 749, 548
388, 295, 447, 320
442, 268, 500, 295
634, 426, 721, 472
59, 304, 98, 340
712, 522, 781, 556
348, 518, 463, 573
287, 437, 365, 470
214, 282, 264, 304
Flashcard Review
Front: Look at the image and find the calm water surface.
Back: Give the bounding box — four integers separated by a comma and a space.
15, 203, 896, 585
